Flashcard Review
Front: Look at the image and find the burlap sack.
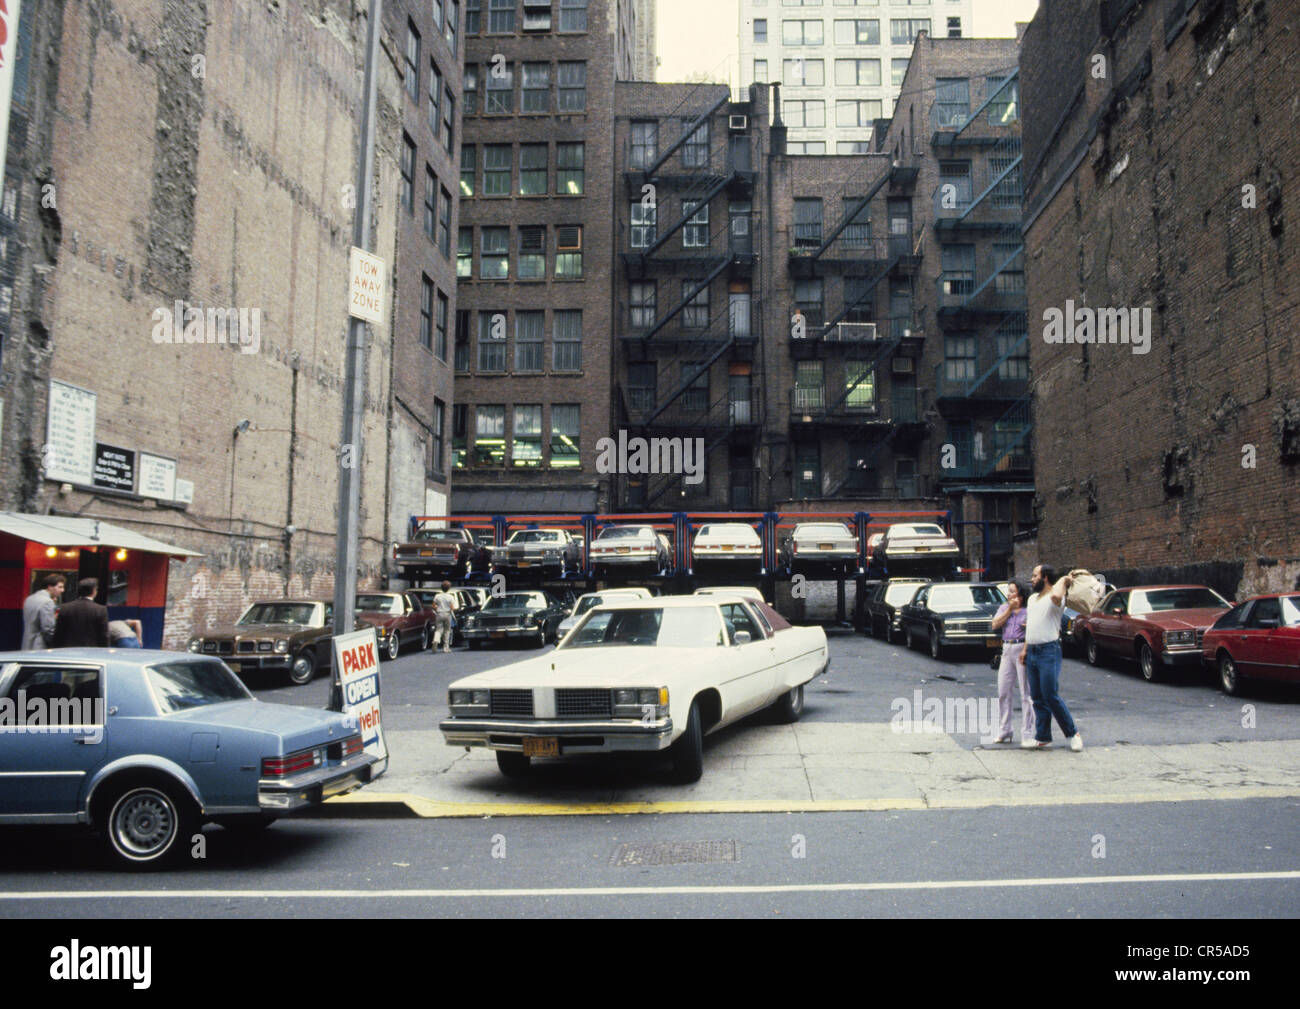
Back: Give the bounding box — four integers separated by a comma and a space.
1064, 569, 1107, 614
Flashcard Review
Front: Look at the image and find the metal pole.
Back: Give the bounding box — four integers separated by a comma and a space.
330, 0, 383, 711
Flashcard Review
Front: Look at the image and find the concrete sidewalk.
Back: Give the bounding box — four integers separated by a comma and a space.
324, 723, 1300, 817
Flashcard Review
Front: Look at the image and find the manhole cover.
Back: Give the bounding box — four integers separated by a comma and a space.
610, 840, 738, 866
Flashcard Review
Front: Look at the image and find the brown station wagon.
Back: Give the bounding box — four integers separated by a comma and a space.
188, 599, 357, 687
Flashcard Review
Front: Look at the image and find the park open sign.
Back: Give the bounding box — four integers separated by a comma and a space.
332, 627, 389, 776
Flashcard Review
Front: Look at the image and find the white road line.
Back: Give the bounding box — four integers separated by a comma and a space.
3, 870, 1298, 901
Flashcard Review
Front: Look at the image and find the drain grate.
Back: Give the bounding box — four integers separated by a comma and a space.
610, 840, 738, 866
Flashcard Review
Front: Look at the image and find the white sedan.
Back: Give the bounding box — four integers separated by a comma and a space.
440, 596, 829, 782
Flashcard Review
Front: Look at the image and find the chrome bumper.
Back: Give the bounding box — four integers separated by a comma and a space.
440, 716, 674, 753
257, 753, 377, 810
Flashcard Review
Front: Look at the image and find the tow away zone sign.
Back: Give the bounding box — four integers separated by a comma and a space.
333, 627, 388, 776
348, 247, 386, 325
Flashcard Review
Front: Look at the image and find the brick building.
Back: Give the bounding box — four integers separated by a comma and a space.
1021, 0, 1300, 598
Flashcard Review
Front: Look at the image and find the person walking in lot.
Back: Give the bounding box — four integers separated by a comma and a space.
51, 578, 110, 648
431, 580, 457, 653
21, 574, 65, 650
990, 579, 1034, 744
1020, 565, 1082, 751
108, 617, 144, 648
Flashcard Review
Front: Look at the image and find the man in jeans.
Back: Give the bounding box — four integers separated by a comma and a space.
431, 581, 457, 653
1020, 564, 1083, 751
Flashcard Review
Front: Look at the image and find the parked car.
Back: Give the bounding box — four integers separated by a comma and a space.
460, 590, 572, 649
864, 578, 929, 642
0, 650, 377, 867
898, 582, 1007, 660
589, 525, 671, 575
781, 521, 860, 577
1061, 580, 1116, 650
391, 526, 488, 580
188, 599, 356, 686
354, 591, 433, 660
557, 588, 653, 640
693, 586, 765, 603
690, 522, 763, 572
1076, 585, 1232, 681
1202, 593, 1300, 695
495, 528, 582, 578
870, 523, 961, 567
441, 595, 830, 782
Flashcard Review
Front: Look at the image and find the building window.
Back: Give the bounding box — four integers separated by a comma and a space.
459, 146, 475, 197
630, 201, 656, 248
457, 227, 473, 277
447, 1, 459, 52
834, 19, 879, 45
784, 58, 824, 87
436, 290, 449, 360
558, 62, 586, 111
481, 227, 509, 279
990, 153, 1021, 208
783, 100, 825, 128
560, 0, 588, 32
419, 276, 434, 349
404, 20, 421, 102
987, 75, 1019, 124
754, 59, 769, 83
786, 141, 826, 155
454, 310, 471, 371
432, 0, 444, 31
485, 62, 513, 113
891, 58, 909, 87
557, 142, 584, 194
845, 361, 875, 410
837, 99, 881, 128
681, 362, 708, 413
935, 77, 970, 127
844, 275, 873, 322
682, 280, 709, 328
523, 0, 551, 31
753, 19, 767, 43
841, 197, 871, 246
429, 62, 442, 134
627, 363, 656, 412
424, 168, 438, 241
890, 18, 929, 45
938, 160, 972, 208
794, 277, 824, 329
555, 225, 583, 277
945, 334, 977, 382
837, 140, 873, 154
794, 197, 822, 247
438, 187, 452, 256
442, 89, 455, 152
488, 0, 515, 34
478, 312, 507, 371
997, 329, 1029, 380
464, 64, 478, 115
515, 311, 544, 371
518, 225, 546, 279
400, 135, 416, 213
835, 58, 880, 87
466, 0, 481, 36
474, 406, 506, 466
553, 310, 582, 370
940, 244, 974, 297
794, 360, 824, 411
782, 20, 824, 45
520, 143, 547, 195
433, 399, 446, 475
994, 243, 1025, 294
629, 281, 656, 329
681, 118, 709, 168
512, 405, 543, 467
551, 404, 580, 467
630, 121, 657, 169
452, 403, 467, 468
522, 62, 550, 113
682, 200, 709, 248
947, 16, 962, 38
484, 144, 511, 195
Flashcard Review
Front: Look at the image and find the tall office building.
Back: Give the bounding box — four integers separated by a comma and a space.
737, 0, 974, 153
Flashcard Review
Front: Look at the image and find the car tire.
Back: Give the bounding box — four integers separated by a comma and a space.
929, 627, 944, 661
1084, 632, 1100, 666
669, 699, 704, 784
1219, 653, 1242, 696
420, 624, 431, 651
386, 632, 400, 661
532, 629, 545, 648
496, 751, 531, 777
904, 625, 915, 650
771, 683, 804, 724
1138, 640, 1160, 682
104, 780, 197, 870
288, 650, 316, 686
468, 639, 482, 651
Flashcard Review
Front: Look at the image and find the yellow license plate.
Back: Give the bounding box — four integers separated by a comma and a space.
914, 546, 930, 552
419, 550, 433, 556
617, 547, 630, 554
517, 561, 531, 567
818, 543, 833, 550
490, 631, 506, 638
523, 737, 558, 757
986, 637, 1001, 648
227, 661, 240, 671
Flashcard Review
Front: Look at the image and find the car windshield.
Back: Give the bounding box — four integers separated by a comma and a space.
596, 527, 651, 540
885, 583, 925, 605
799, 524, 852, 537
237, 603, 317, 626
356, 594, 401, 614
484, 593, 545, 611
510, 530, 561, 543
413, 529, 463, 541
1131, 588, 1229, 614
562, 606, 723, 649
897, 524, 945, 537
698, 524, 759, 542
148, 660, 251, 713
928, 585, 1005, 611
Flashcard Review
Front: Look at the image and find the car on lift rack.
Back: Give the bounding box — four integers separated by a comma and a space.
494, 528, 582, 578
690, 522, 764, 573
870, 523, 961, 569
588, 525, 672, 576
354, 591, 434, 660
780, 521, 860, 577
898, 581, 1007, 660
391, 525, 489, 581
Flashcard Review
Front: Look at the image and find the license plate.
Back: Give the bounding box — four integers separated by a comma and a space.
985, 637, 1000, 648
227, 661, 241, 671
914, 546, 930, 552
617, 547, 630, 554
419, 550, 433, 556
523, 737, 558, 758
517, 561, 531, 567
818, 543, 833, 550
491, 631, 506, 638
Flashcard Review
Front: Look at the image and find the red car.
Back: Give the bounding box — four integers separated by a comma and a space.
1076, 584, 1232, 682
355, 591, 434, 660
1201, 593, 1300, 695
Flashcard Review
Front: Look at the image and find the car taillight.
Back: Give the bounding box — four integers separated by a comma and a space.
340, 735, 364, 759
792, 541, 799, 554
261, 748, 323, 778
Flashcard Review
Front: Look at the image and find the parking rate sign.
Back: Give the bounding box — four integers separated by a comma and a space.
333, 628, 388, 777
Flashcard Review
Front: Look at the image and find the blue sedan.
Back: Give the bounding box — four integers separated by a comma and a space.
0, 649, 378, 868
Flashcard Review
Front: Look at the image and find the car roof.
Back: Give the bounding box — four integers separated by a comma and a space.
597, 596, 729, 610
245, 598, 325, 606
0, 648, 200, 662
1119, 584, 1216, 592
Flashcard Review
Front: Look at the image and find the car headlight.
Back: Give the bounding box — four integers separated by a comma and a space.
275, 639, 289, 654
466, 616, 478, 627
449, 689, 490, 707
188, 638, 201, 652
1166, 629, 1195, 646
613, 687, 669, 718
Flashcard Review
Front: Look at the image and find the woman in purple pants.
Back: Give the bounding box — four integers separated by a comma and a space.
990, 580, 1033, 744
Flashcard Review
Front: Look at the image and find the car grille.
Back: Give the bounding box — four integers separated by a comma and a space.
238, 640, 256, 653
480, 616, 519, 628
204, 640, 233, 655
967, 620, 993, 634
490, 689, 534, 717
1195, 628, 1205, 647
556, 688, 611, 717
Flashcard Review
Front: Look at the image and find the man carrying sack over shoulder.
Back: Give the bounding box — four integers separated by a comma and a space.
1020, 564, 1084, 752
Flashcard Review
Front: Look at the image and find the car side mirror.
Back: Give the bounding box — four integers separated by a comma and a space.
733, 630, 752, 645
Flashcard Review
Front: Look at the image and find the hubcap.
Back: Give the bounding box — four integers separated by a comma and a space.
113, 789, 176, 858
388, 635, 399, 659
292, 656, 312, 682
1221, 658, 1236, 689
1141, 648, 1153, 678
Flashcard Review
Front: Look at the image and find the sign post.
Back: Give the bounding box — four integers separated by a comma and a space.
332, 627, 387, 777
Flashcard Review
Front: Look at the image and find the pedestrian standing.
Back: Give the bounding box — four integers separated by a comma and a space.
21, 574, 65, 650
51, 578, 111, 648
990, 579, 1034, 744
1020, 564, 1083, 751
109, 618, 144, 648
431, 580, 457, 653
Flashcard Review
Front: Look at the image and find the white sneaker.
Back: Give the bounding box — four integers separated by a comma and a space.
1069, 734, 1084, 752
1021, 739, 1048, 749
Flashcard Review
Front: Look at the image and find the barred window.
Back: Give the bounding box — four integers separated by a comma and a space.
518, 225, 546, 279
553, 310, 582, 371
478, 312, 507, 371
681, 118, 709, 168
794, 197, 822, 246
551, 404, 580, 468
841, 197, 871, 247
558, 62, 586, 111
513, 405, 543, 467
681, 362, 708, 413
557, 142, 584, 194
515, 311, 544, 371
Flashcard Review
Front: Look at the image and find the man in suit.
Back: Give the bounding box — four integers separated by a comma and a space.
21, 574, 65, 650
51, 578, 110, 648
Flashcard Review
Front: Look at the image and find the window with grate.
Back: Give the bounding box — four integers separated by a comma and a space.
555, 225, 582, 278
844, 276, 873, 323
515, 311, 544, 371
841, 197, 871, 246
557, 142, 584, 194
990, 155, 1021, 209
627, 363, 656, 412
558, 62, 586, 111
681, 362, 708, 413
940, 244, 973, 296
938, 160, 972, 208
553, 310, 582, 370
934, 77, 970, 127
551, 404, 581, 467
520, 143, 547, 195
478, 311, 507, 371
993, 243, 1025, 294
518, 226, 546, 279
474, 405, 506, 466
795, 277, 823, 329
481, 227, 509, 278
522, 62, 550, 113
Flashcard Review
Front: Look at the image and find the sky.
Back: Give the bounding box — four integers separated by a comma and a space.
654, 0, 1043, 85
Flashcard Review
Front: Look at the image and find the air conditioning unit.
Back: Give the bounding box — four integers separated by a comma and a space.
836, 322, 877, 342
729, 114, 748, 131
891, 357, 915, 374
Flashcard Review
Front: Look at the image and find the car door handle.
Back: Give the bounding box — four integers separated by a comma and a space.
75, 735, 102, 744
